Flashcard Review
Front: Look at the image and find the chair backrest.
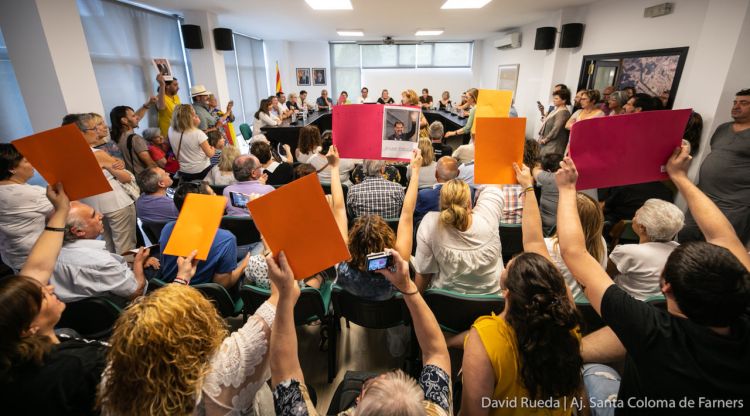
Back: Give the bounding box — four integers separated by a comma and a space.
220, 216, 262, 246
241, 282, 332, 325
320, 182, 349, 202
575, 298, 605, 335
194, 283, 243, 317
141, 220, 170, 245
423, 288, 505, 333
645, 294, 667, 311
56, 297, 123, 340
383, 217, 400, 235
239, 123, 252, 140
332, 285, 407, 329
610, 220, 639, 247
499, 223, 523, 264
210, 184, 228, 196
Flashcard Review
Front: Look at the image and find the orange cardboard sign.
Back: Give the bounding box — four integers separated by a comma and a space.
248, 174, 350, 279
471, 89, 513, 134
11, 124, 112, 200
163, 193, 226, 260
475, 117, 527, 184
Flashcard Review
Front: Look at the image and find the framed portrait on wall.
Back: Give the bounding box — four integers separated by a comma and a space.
312, 68, 326, 86
497, 64, 520, 98
296, 68, 311, 86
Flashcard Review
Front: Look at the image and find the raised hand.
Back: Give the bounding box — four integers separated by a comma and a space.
176, 250, 199, 283
513, 163, 533, 188
666, 144, 692, 180
374, 249, 413, 293
326, 144, 340, 168
266, 251, 300, 301
46, 183, 70, 213
156, 72, 165, 85
410, 148, 423, 171
554, 156, 578, 189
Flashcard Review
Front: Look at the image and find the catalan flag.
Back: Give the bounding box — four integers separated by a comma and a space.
275, 61, 282, 93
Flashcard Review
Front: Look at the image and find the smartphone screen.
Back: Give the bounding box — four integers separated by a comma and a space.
230, 192, 250, 209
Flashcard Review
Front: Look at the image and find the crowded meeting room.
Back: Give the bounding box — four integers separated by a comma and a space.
1, 0, 750, 414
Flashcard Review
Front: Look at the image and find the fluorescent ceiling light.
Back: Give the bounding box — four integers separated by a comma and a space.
441, 0, 492, 9
305, 0, 353, 10
337, 30, 364, 36
415, 30, 444, 36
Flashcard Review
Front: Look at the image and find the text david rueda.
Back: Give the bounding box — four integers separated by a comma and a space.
481, 396, 744, 410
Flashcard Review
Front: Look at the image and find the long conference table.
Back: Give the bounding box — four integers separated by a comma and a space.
260, 108, 469, 157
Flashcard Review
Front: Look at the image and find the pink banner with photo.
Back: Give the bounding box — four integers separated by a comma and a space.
332, 104, 384, 159
569, 109, 692, 190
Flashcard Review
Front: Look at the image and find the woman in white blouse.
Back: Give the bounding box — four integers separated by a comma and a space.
0, 144, 53, 272
252, 98, 281, 143
414, 179, 505, 295
169, 104, 216, 181
99, 251, 278, 415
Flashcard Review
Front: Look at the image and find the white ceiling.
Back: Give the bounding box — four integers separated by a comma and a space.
136, 0, 598, 41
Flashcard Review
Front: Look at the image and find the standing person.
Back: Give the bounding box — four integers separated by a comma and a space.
357, 87, 371, 103
156, 73, 180, 137
419, 88, 434, 109
679, 89, 750, 245
64, 113, 137, 255
0, 144, 54, 272
168, 104, 216, 181
445, 88, 478, 139
377, 89, 395, 104
536, 83, 569, 118
538, 89, 571, 158
565, 90, 605, 130
190, 85, 222, 136
598, 86, 615, 115
110, 106, 157, 175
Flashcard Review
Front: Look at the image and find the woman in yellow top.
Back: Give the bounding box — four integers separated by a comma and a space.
565, 89, 605, 130
461, 163, 584, 416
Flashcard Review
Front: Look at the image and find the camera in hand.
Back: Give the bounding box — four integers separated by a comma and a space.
366, 251, 393, 272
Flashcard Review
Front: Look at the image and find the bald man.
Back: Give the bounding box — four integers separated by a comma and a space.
414, 157, 476, 224
222, 155, 275, 216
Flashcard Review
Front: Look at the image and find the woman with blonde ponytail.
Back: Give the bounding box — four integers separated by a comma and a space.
414, 179, 506, 294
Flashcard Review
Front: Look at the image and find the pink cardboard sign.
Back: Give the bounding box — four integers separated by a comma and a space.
332, 104, 384, 159
569, 109, 692, 190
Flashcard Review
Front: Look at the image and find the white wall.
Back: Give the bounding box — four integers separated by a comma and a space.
264, 40, 332, 100
362, 68, 473, 105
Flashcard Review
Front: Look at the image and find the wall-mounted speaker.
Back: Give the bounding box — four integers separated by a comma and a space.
559, 23, 584, 48
213, 28, 234, 51
181, 24, 204, 49
534, 27, 557, 50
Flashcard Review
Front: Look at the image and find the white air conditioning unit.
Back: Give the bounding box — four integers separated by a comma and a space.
494, 32, 521, 49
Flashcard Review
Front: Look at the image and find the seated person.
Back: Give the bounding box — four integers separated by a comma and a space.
601, 181, 674, 237
335, 149, 422, 301
206, 144, 240, 187
608, 198, 684, 300
415, 180, 505, 295
457, 160, 474, 185
406, 138, 438, 189
206, 129, 226, 167
377, 89, 395, 104
350, 162, 401, 185
562, 147, 750, 410
461, 162, 583, 415
347, 160, 405, 219
51, 201, 151, 302
427, 121, 453, 160
544, 192, 607, 300
419, 88, 433, 109
305, 133, 358, 186
142, 127, 179, 175
269, 249, 452, 416
533, 152, 564, 235
316, 89, 333, 110
251, 141, 294, 186
222, 155, 275, 216
0, 184, 111, 414
99, 250, 277, 415
295, 125, 322, 163
452, 134, 475, 165
414, 157, 475, 224
502, 139, 540, 224
244, 237, 323, 290
160, 182, 249, 291
135, 167, 179, 223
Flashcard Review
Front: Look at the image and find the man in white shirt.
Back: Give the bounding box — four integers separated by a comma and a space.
52, 201, 153, 302
270, 95, 293, 120
357, 87, 371, 104
275, 92, 296, 120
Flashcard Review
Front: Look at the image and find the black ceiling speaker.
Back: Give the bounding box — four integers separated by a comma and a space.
181, 24, 204, 49
534, 27, 557, 50
213, 28, 234, 51
559, 23, 584, 48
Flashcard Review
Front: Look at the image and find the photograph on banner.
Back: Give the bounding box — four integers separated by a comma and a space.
381, 106, 420, 159
152, 58, 173, 81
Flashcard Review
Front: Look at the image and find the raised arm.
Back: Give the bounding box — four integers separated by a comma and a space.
667, 145, 750, 270
326, 145, 348, 244
267, 251, 304, 387
135, 96, 156, 120
377, 249, 450, 373
156, 73, 166, 111
555, 157, 614, 314
514, 163, 552, 262
395, 149, 422, 260
20, 183, 70, 284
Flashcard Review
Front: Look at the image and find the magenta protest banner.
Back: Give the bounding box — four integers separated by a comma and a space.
569, 109, 692, 190
332, 104, 419, 161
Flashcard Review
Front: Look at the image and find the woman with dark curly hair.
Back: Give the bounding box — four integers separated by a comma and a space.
461, 163, 583, 415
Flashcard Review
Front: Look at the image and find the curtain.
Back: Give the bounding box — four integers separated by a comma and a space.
226, 34, 268, 126
0, 28, 33, 142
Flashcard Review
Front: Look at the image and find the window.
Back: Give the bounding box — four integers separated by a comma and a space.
77, 0, 191, 126
0, 27, 33, 142
330, 43, 361, 100
225, 34, 267, 125
336, 42, 472, 71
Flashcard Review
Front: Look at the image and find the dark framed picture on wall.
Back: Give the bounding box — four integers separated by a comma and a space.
577, 47, 689, 109
312, 68, 326, 86
296, 68, 310, 86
